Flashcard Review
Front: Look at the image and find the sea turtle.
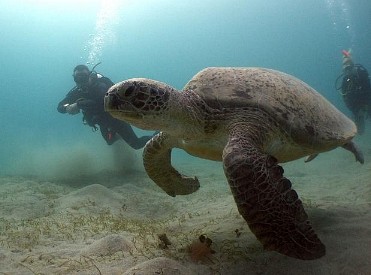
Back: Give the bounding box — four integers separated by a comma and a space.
104, 67, 364, 260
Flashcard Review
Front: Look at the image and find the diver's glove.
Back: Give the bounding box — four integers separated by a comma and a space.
65, 103, 80, 115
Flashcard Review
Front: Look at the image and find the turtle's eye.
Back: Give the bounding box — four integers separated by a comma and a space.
150, 88, 158, 96
137, 90, 148, 101
133, 100, 146, 109
124, 86, 136, 97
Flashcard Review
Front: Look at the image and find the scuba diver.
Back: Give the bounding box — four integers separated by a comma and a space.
335, 50, 371, 134
57, 63, 153, 148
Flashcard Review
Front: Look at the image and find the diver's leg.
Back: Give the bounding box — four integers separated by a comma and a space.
354, 109, 365, 135
115, 120, 152, 149
99, 124, 118, 145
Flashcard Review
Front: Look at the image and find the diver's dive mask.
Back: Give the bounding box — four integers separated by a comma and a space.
73, 72, 90, 86
73, 62, 101, 87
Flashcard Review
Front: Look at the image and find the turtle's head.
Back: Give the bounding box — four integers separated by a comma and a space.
104, 78, 174, 130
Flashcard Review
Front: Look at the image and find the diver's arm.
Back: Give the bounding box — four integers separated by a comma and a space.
57, 87, 81, 113
76, 98, 96, 111
57, 98, 70, 113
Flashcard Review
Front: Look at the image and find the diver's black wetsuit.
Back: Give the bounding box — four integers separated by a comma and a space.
57, 76, 151, 148
341, 65, 371, 134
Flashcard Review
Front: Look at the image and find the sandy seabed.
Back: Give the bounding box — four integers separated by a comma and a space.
0, 134, 370, 275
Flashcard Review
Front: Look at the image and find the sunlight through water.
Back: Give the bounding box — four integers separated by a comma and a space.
83, 0, 121, 65
324, 0, 355, 47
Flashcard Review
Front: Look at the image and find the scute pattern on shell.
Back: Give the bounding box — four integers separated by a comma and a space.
183, 67, 356, 147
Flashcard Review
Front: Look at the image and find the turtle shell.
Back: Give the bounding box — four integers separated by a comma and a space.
183, 67, 356, 148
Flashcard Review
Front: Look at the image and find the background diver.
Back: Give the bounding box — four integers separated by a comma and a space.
57, 63, 153, 148
335, 49, 371, 134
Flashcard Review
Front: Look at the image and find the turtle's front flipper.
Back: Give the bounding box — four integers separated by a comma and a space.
143, 132, 200, 197
222, 136, 325, 260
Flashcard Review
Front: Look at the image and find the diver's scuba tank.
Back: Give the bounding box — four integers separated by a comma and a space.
335, 49, 355, 95
342, 49, 354, 73
88, 62, 102, 83
87, 62, 114, 87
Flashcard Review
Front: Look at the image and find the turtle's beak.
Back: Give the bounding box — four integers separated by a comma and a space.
104, 91, 143, 122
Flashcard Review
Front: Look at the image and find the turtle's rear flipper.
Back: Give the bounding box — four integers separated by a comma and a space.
342, 141, 364, 164
223, 138, 325, 260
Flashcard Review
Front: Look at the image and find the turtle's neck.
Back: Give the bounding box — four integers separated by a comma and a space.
164, 89, 206, 137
